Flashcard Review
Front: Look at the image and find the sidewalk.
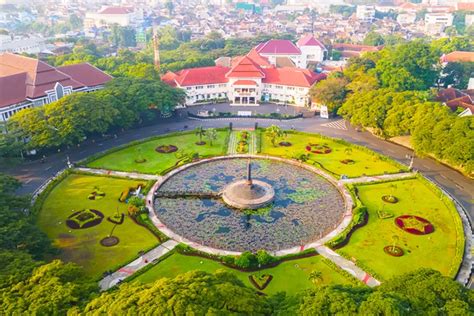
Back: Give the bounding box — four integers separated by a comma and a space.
99, 240, 178, 291
339, 172, 415, 184
75, 167, 162, 181
316, 246, 381, 287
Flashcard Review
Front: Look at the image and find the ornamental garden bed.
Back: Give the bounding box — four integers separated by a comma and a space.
305, 143, 332, 154
279, 141, 292, 147
66, 209, 104, 229
195, 141, 206, 146
100, 236, 120, 247
383, 246, 404, 257
88, 188, 105, 200
155, 145, 178, 153
382, 195, 398, 203
340, 159, 355, 165
249, 274, 273, 290
395, 215, 434, 235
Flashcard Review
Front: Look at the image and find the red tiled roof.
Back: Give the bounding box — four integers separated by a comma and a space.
58, 63, 112, 87
233, 80, 257, 86
441, 51, 474, 63
262, 67, 326, 88
255, 39, 301, 55
226, 56, 265, 78
98, 6, 134, 14
332, 43, 382, 52
297, 34, 326, 49
246, 48, 272, 67
161, 71, 178, 87
457, 3, 474, 11
0, 53, 112, 108
173, 66, 230, 86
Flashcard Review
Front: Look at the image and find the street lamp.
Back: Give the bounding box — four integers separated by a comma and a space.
405, 153, 415, 171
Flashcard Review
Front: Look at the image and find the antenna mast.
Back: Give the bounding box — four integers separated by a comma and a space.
152, 24, 160, 72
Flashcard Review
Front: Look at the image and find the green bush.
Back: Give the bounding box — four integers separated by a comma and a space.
234, 251, 257, 269
256, 250, 276, 266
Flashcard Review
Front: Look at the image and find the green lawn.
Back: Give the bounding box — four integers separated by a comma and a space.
337, 178, 464, 281
260, 131, 405, 178
37, 174, 159, 278
134, 253, 353, 295
87, 131, 229, 174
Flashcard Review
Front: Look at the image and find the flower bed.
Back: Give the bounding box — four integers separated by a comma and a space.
88, 189, 106, 200
100, 236, 119, 247
249, 274, 273, 290
107, 213, 125, 225
383, 246, 404, 257
279, 141, 292, 147
195, 141, 206, 146
340, 159, 355, 165
155, 145, 178, 153
395, 215, 434, 235
305, 143, 332, 154
66, 209, 104, 229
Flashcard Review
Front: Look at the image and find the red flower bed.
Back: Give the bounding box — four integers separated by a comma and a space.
395, 215, 434, 235
305, 143, 332, 154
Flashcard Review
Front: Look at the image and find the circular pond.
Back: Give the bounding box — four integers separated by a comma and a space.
154, 158, 346, 252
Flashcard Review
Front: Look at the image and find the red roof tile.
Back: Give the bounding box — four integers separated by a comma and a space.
58, 63, 112, 87
0, 72, 27, 108
332, 43, 383, 52
262, 67, 326, 88
161, 71, 178, 87
233, 80, 257, 86
297, 34, 326, 49
441, 51, 474, 63
98, 6, 134, 14
226, 56, 265, 78
256, 39, 301, 55
173, 66, 229, 86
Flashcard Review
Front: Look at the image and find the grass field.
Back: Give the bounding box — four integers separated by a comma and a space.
134, 253, 354, 295
87, 130, 229, 174
37, 174, 159, 278
260, 131, 405, 178
337, 178, 464, 281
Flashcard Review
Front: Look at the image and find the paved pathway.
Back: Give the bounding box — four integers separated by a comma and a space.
99, 240, 179, 291
227, 131, 239, 155
316, 246, 381, 287
321, 119, 347, 130
75, 167, 162, 181
340, 172, 415, 184
248, 131, 257, 154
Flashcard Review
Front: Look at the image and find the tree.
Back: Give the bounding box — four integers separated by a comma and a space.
309, 270, 323, 285
205, 128, 217, 146
195, 125, 206, 144
83, 270, 270, 314
363, 31, 385, 46
265, 125, 283, 147
310, 77, 348, 113
0, 260, 97, 314
440, 62, 474, 89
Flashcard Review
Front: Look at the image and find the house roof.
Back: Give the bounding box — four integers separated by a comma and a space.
262, 67, 326, 88
441, 51, 474, 63
255, 39, 301, 55
332, 43, 382, 52
297, 34, 326, 49
233, 80, 257, 86
226, 56, 265, 78
98, 6, 134, 15
172, 66, 230, 86
0, 53, 112, 108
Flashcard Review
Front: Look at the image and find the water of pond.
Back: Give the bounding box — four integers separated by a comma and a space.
154, 158, 345, 252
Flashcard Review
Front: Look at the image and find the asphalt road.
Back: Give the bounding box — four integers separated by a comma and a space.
1, 112, 473, 224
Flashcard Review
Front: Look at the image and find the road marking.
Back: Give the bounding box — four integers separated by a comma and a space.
24, 179, 32, 184
321, 120, 347, 130
455, 184, 463, 190
45, 166, 52, 171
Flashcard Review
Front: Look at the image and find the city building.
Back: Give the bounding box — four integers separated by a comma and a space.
162, 36, 327, 107
356, 5, 376, 23
332, 43, 383, 60
84, 6, 143, 29
0, 53, 112, 122
0, 34, 46, 54
424, 13, 454, 28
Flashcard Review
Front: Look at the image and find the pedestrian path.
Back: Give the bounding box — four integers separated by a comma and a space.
99, 240, 178, 291
75, 167, 162, 181
339, 172, 414, 184
322, 119, 347, 130
227, 131, 239, 155
316, 246, 381, 287
248, 131, 257, 154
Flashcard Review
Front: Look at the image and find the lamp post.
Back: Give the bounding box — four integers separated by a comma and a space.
405, 152, 415, 171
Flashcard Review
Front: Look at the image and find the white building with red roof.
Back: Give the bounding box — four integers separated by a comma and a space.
162, 36, 327, 107
84, 6, 143, 30
0, 53, 112, 122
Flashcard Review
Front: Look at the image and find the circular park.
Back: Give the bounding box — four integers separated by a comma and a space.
34, 126, 468, 294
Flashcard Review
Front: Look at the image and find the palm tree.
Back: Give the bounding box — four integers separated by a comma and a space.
265, 125, 283, 147
205, 128, 217, 146
309, 270, 323, 285
195, 126, 206, 144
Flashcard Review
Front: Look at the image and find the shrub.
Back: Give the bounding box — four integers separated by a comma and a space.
128, 196, 145, 208
256, 250, 276, 266
127, 205, 140, 217
234, 251, 257, 269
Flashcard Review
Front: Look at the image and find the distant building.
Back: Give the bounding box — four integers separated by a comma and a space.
356, 5, 376, 23
424, 13, 453, 27
0, 53, 112, 122
0, 34, 46, 54
441, 51, 474, 64
162, 35, 327, 107
397, 13, 417, 25
331, 43, 383, 60
84, 6, 143, 29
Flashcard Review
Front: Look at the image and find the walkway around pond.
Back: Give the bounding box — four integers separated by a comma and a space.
340, 172, 415, 184
75, 167, 162, 181
316, 246, 381, 287
99, 240, 179, 291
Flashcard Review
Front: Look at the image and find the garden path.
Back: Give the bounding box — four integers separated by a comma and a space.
315, 245, 381, 287
75, 167, 162, 181
98, 239, 179, 291
339, 172, 415, 184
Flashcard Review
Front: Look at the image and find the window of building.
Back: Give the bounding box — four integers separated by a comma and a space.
196, 86, 204, 89
207, 85, 215, 88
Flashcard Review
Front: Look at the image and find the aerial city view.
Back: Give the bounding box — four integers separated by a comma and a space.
0, 0, 473, 314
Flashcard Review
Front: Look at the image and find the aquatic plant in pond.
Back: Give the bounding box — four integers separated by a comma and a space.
154, 158, 345, 252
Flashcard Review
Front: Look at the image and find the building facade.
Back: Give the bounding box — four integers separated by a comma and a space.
162, 36, 327, 107
0, 53, 112, 122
